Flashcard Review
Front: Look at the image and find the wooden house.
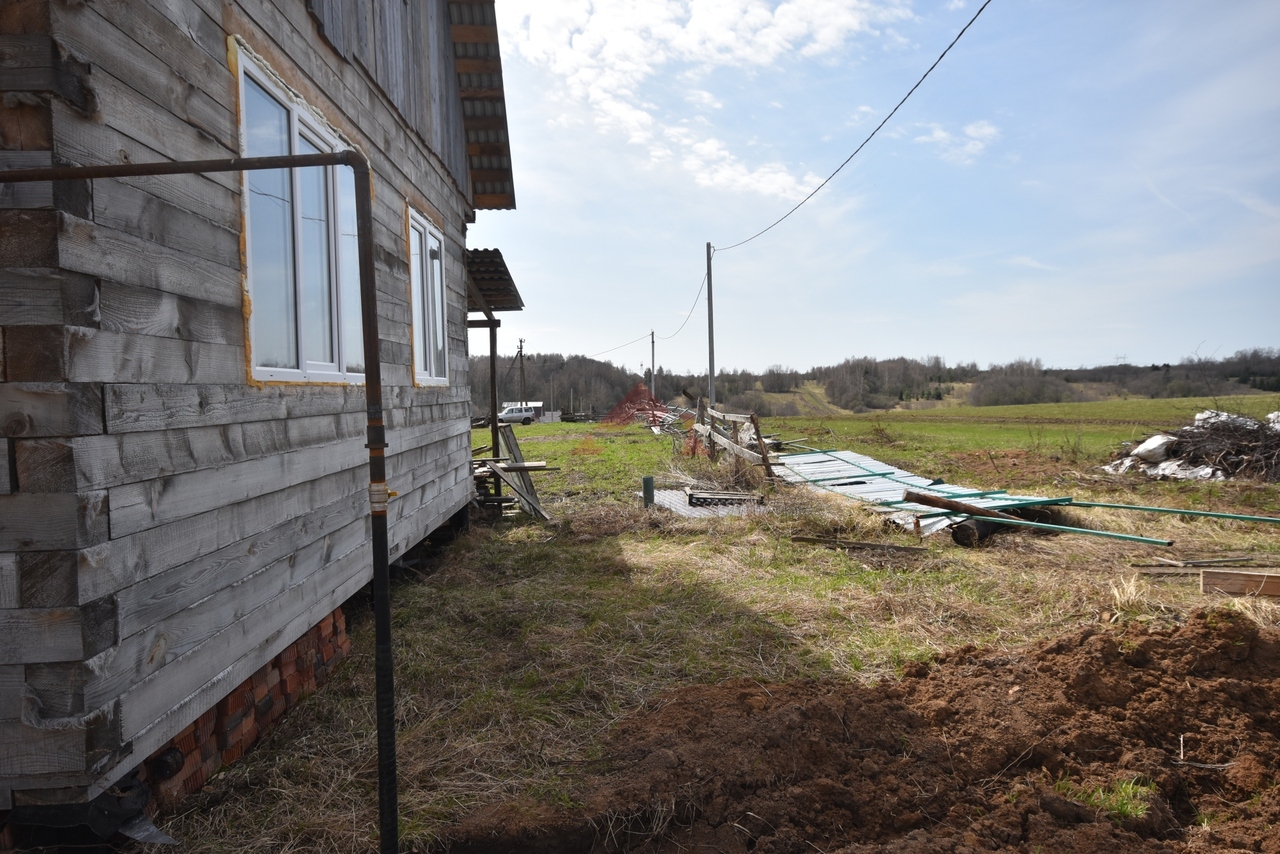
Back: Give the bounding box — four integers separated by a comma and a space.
0, 0, 519, 817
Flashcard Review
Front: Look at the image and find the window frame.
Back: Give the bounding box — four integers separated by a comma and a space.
238, 53, 363, 384
407, 208, 449, 386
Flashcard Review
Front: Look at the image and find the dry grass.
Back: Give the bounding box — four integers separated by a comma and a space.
145, 422, 1280, 852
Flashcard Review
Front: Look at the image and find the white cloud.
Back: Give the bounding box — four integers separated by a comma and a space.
499, 0, 909, 198
914, 119, 1001, 164
667, 127, 822, 198
946, 0, 966, 10
685, 88, 722, 109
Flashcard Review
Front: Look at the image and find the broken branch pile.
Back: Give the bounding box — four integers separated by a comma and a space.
1108, 409, 1280, 482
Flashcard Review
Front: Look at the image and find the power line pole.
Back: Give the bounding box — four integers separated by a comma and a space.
706, 242, 716, 407
518, 338, 526, 404
650, 329, 656, 401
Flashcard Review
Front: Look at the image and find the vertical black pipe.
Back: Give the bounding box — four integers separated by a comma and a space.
350, 160, 398, 854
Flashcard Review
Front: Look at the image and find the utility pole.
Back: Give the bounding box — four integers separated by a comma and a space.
650, 329, 657, 401
706, 242, 716, 407
518, 338, 526, 404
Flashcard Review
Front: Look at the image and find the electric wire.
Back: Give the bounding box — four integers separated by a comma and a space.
537, 1, 994, 363
657, 272, 707, 340
716, 0, 994, 252
588, 331, 652, 359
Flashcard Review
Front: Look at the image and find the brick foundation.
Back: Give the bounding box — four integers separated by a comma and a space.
0, 609, 351, 849
138, 606, 351, 809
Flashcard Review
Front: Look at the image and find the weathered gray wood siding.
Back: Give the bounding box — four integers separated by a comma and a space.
1, 0, 475, 807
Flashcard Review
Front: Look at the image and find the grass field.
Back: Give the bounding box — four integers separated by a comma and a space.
159, 397, 1280, 852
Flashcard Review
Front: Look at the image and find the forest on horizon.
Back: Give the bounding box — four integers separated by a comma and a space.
468, 348, 1280, 417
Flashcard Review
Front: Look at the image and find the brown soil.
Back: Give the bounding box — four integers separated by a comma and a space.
446, 610, 1280, 853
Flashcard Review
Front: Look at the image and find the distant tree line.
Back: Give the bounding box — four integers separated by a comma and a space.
468, 348, 1280, 416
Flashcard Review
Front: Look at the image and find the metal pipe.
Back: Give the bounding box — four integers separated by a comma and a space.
1069, 500, 1280, 525
948, 514, 1174, 546
2, 153, 400, 852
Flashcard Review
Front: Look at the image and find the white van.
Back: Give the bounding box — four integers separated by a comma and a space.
497, 405, 537, 425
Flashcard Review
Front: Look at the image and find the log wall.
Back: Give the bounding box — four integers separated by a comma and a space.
0, 0, 477, 808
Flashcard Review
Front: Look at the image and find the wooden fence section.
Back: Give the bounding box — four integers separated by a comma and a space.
692, 404, 775, 476
0, 0, 483, 810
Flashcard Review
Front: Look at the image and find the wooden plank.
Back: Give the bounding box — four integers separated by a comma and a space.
68, 0, 235, 112
1201, 570, 1280, 598
497, 424, 537, 497
89, 516, 368, 711
108, 435, 368, 537
51, 81, 238, 197
0, 269, 98, 327
0, 150, 52, 207
68, 411, 364, 491
489, 465, 550, 521
50, 3, 235, 149
97, 281, 244, 346
3, 326, 244, 384
14, 438, 76, 493
58, 216, 243, 308
118, 540, 370, 739
91, 178, 240, 268
0, 665, 23, 719
0, 607, 82, 665
0, 492, 108, 551
750, 413, 775, 478
0, 445, 10, 496
0, 555, 17, 610
104, 383, 363, 433
695, 424, 763, 465
111, 492, 364, 638
0, 722, 83, 776
82, 467, 367, 601
0, 383, 104, 438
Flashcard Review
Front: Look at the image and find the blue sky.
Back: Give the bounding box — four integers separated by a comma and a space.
467, 0, 1280, 375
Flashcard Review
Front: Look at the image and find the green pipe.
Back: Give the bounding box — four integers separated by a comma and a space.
913, 496, 1073, 518
952, 514, 1174, 546
1069, 500, 1280, 525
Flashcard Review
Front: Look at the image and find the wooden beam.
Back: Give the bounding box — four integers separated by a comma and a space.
0, 492, 108, 551
488, 464, 550, 521
1201, 570, 1280, 598
694, 423, 762, 465
0, 607, 83, 665
0, 383, 104, 438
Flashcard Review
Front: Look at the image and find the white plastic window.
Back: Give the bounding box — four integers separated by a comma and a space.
408, 210, 448, 385
240, 55, 363, 382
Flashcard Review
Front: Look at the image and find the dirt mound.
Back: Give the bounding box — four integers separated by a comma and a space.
447, 611, 1280, 853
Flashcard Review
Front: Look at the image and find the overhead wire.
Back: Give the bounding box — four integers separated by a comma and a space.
716, 0, 994, 252
588, 331, 652, 359
657, 272, 707, 341
544, 0, 994, 363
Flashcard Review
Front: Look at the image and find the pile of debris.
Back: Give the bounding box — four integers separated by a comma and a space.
602, 382, 667, 426
1107, 409, 1280, 481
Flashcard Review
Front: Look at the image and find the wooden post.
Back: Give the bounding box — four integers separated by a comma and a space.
489, 323, 500, 497
750, 413, 775, 478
